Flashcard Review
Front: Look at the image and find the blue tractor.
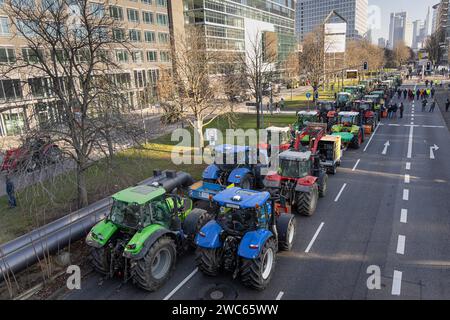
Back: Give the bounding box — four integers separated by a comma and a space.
195, 187, 296, 290
189, 144, 268, 203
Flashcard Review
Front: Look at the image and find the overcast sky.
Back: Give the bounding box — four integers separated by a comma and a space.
368, 0, 439, 41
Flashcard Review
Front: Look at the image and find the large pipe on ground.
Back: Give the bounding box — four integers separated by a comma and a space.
0, 170, 194, 284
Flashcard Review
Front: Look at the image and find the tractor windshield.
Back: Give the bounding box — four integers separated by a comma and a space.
338, 94, 349, 104
218, 206, 258, 234
280, 159, 309, 178
215, 150, 247, 171
340, 116, 355, 125
109, 200, 142, 229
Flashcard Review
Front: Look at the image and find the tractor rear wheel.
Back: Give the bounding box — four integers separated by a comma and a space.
195, 247, 223, 276
133, 236, 176, 292
89, 246, 111, 275
295, 184, 319, 216
182, 208, 213, 248
352, 132, 362, 149
318, 174, 328, 198
240, 237, 277, 290
277, 214, 296, 251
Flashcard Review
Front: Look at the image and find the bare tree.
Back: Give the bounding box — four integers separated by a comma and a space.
157, 26, 234, 147
0, 0, 140, 207
393, 41, 411, 67
346, 39, 385, 72
299, 27, 326, 93
425, 32, 443, 66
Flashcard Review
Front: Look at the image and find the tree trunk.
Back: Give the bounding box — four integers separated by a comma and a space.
76, 162, 88, 208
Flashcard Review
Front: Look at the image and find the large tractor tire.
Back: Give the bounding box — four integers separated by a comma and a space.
351, 131, 362, 149
89, 246, 111, 275
195, 247, 223, 276
295, 184, 319, 216
318, 174, 328, 198
238, 173, 254, 190
240, 237, 277, 291
182, 208, 213, 247
276, 214, 296, 251
133, 236, 177, 292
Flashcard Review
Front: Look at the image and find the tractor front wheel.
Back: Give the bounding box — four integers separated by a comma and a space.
277, 214, 296, 251
195, 247, 223, 276
295, 184, 319, 216
89, 246, 111, 275
318, 174, 328, 198
240, 237, 277, 291
133, 236, 176, 292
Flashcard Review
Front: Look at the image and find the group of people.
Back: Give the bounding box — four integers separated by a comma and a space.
387, 101, 405, 119
266, 98, 285, 115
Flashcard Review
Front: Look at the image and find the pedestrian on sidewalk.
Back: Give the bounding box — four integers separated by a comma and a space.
6, 176, 17, 209
275, 101, 280, 114
446, 98, 450, 112
280, 98, 285, 112
400, 102, 404, 118
429, 99, 436, 112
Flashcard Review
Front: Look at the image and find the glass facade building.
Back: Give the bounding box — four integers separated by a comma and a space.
184, 0, 297, 62
296, 0, 368, 42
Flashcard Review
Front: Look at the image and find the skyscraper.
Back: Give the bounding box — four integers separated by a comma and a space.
296, 0, 368, 42
388, 12, 413, 49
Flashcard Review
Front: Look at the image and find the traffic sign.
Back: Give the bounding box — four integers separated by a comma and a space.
306, 92, 312, 99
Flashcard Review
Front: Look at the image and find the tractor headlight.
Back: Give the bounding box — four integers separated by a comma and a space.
126, 244, 137, 250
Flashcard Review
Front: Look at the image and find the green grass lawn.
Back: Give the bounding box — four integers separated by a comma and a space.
0, 113, 296, 244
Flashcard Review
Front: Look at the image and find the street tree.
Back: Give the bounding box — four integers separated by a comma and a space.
0, 0, 143, 207
393, 41, 411, 67
425, 32, 443, 66
299, 27, 325, 93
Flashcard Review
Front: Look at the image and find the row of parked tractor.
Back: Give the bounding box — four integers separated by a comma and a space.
84, 73, 403, 293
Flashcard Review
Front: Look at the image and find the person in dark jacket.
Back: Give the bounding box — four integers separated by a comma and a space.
6, 176, 17, 208
400, 102, 404, 118
446, 98, 450, 112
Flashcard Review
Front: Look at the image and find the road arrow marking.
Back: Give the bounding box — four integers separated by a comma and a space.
430, 144, 439, 160
382, 141, 390, 155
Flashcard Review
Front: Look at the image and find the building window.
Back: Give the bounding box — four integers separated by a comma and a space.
144, 31, 155, 43
90, 2, 105, 18
132, 51, 143, 63
112, 28, 125, 41
158, 32, 169, 44
129, 29, 141, 42
157, 0, 167, 7
2, 112, 25, 136
109, 6, 123, 20
127, 8, 139, 23
160, 51, 170, 62
116, 50, 129, 62
141, 0, 151, 4
22, 47, 43, 64
146, 51, 157, 62
0, 17, 9, 35
142, 11, 153, 24
0, 79, 23, 102
0, 47, 16, 63
156, 13, 168, 26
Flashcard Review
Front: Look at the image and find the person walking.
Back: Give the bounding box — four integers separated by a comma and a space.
431, 87, 435, 98
429, 99, 437, 112
403, 89, 407, 100
275, 101, 280, 114
446, 98, 450, 112
422, 98, 428, 112
425, 79, 429, 87
6, 176, 17, 209
280, 98, 285, 112
393, 103, 398, 119
416, 89, 420, 100
400, 102, 404, 119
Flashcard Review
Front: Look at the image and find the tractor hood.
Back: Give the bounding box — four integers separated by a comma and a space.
86, 220, 119, 248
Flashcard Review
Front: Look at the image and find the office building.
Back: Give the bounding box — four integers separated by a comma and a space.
388, 11, 413, 49
296, 0, 368, 42
378, 37, 387, 48
0, 0, 182, 137
183, 0, 297, 64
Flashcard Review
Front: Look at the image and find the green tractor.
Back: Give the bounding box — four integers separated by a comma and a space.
86, 171, 211, 291
331, 111, 365, 149
294, 111, 320, 131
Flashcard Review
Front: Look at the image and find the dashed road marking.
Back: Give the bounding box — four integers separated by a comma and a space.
406, 162, 411, 170
407, 125, 414, 158
305, 222, 325, 253
163, 268, 198, 300
403, 189, 409, 201
401, 209, 408, 223
392, 271, 403, 296
276, 291, 284, 300
404, 174, 410, 184
352, 159, 360, 171
334, 184, 347, 202
397, 235, 406, 255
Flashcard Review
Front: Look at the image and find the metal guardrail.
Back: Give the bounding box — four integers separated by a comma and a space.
0, 170, 194, 284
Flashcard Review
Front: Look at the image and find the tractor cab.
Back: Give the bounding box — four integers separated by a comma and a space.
331, 112, 364, 148
336, 111, 361, 129
278, 150, 313, 179
261, 127, 293, 153
212, 145, 253, 172
336, 92, 352, 110
316, 101, 337, 121
294, 111, 320, 131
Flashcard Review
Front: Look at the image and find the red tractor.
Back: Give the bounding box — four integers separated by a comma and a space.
264, 123, 329, 216
1, 137, 62, 173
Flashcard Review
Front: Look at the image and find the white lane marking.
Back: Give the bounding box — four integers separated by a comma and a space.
352, 159, 360, 171
410, 122, 414, 125
163, 268, 198, 300
392, 271, 403, 296
397, 235, 406, 255
305, 222, 325, 253
407, 125, 414, 159
406, 162, 411, 170
403, 189, 409, 201
363, 123, 380, 152
382, 141, 390, 155
334, 183, 347, 202
388, 124, 400, 127
401, 209, 408, 223
404, 174, 410, 184
430, 144, 439, 159
276, 291, 284, 300
422, 125, 445, 128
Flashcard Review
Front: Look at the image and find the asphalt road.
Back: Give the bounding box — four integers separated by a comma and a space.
64, 82, 450, 300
